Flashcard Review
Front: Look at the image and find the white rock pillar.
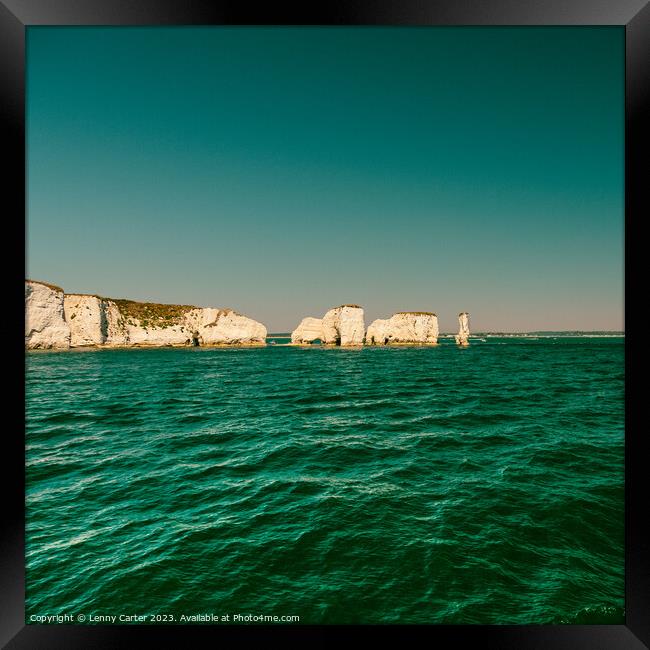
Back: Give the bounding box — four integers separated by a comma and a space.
291, 317, 324, 344
365, 319, 389, 345
455, 312, 470, 347
322, 305, 365, 346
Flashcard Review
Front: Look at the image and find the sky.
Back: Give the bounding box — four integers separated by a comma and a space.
27, 27, 624, 332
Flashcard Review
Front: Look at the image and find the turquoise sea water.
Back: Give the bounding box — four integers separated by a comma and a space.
25, 337, 624, 624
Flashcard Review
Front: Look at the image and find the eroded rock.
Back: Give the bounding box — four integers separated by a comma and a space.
366, 312, 438, 345
25, 280, 71, 349
321, 305, 365, 346
291, 317, 323, 344
455, 312, 470, 347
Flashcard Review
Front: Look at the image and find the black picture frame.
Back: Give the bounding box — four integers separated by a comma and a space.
3, 1, 646, 647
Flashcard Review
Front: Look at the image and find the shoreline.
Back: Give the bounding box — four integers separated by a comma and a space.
25, 334, 624, 352
25, 342, 269, 352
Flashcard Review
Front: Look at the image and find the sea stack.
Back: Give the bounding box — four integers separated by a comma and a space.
25, 280, 267, 349
455, 312, 470, 347
321, 305, 365, 346
291, 317, 324, 344
365, 312, 439, 345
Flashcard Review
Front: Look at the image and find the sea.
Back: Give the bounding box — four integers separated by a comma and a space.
25, 334, 624, 624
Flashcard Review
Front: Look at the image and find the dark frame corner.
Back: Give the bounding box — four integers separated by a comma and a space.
3, 1, 647, 648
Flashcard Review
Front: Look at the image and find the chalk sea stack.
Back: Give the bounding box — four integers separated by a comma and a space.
455, 312, 470, 346
366, 312, 439, 345
291, 317, 323, 344
25, 280, 267, 349
321, 305, 365, 346
291, 305, 365, 346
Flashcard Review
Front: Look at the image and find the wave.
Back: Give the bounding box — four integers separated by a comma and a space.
25, 341, 625, 624
552, 604, 624, 624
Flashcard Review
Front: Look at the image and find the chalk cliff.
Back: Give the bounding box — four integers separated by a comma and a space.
455, 312, 470, 346
186, 307, 267, 345
366, 312, 439, 345
25, 281, 71, 349
291, 317, 324, 344
322, 305, 365, 346
64, 294, 107, 346
25, 281, 267, 349
103, 300, 130, 346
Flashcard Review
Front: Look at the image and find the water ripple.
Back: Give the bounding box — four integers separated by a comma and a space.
26, 339, 624, 624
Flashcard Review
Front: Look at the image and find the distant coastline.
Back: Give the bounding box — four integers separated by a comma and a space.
25, 278, 623, 351
268, 331, 625, 337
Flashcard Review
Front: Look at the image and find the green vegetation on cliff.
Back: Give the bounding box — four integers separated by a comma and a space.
26, 279, 64, 293
112, 299, 197, 329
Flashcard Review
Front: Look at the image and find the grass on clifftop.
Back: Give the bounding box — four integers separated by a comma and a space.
26, 279, 64, 293
111, 299, 240, 329
336, 304, 362, 309
112, 299, 198, 328
395, 311, 437, 316
25, 279, 246, 330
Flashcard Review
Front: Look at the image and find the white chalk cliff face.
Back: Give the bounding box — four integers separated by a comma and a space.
291, 317, 323, 344
187, 308, 267, 345
111, 307, 267, 347
366, 312, 439, 345
455, 312, 470, 346
25, 281, 267, 349
64, 294, 106, 346
322, 305, 365, 346
103, 300, 130, 346
25, 281, 71, 349
122, 306, 266, 346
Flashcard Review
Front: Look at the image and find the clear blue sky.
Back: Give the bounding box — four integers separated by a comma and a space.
27, 27, 623, 332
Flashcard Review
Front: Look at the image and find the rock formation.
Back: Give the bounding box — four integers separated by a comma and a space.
103, 300, 130, 346
321, 305, 365, 346
25, 280, 267, 349
187, 308, 267, 346
291, 317, 323, 344
366, 312, 439, 345
64, 294, 107, 346
291, 306, 365, 346
455, 312, 470, 346
364, 318, 389, 345
25, 280, 71, 349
